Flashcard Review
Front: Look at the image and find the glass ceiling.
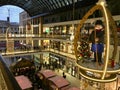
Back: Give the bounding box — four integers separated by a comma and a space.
0, 0, 107, 17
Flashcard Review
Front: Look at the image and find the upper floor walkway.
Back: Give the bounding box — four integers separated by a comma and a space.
2, 48, 76, 60
0, 34, 71, 41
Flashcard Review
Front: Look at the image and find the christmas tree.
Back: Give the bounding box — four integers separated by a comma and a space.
78, 35, 91, 60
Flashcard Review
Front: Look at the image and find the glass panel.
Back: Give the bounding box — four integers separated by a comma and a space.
56, 0, 62, 7
37, 1, 43, 8
48, 0, 55, 10
61, 1, 65, 6
41, 0, 51, 10
74, 0, 78, 2
49, 0, 53, 4
52, 0, 59, 8
38, 0, 45, 8
51, 0, 58, 9
52, 3, 56, 9
69, 0, 73, 4
46, 0, 53, 10
49, 3, 56, 9
45, 0, 53, 10
64, 0, 70, 5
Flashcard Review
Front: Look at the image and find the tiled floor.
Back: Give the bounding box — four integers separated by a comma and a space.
54, 69, 97, 90
54, 69, 80, 88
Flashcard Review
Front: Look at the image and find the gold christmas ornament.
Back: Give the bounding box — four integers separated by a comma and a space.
74, 0, 118, 82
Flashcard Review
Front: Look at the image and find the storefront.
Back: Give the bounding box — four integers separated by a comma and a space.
50, 41, 60, 50
49, 53, 65, 70
42, 40, 50, 49
65, 59, 78, 77
43, 53, 49, 64
33, 54, 43, 66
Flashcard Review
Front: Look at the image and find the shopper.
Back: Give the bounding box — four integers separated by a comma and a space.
89, 20, 104, 65
62, 72, 66, 78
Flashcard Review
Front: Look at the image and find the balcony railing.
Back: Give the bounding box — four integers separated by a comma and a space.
0, 34, 71, 40
2, 46, 75, 59
0, 55, 21, 90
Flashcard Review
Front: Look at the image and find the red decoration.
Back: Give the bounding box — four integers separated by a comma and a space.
111, 60, 115, 68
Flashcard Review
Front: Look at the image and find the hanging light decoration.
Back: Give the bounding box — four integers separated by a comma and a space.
74, 0, 119, 82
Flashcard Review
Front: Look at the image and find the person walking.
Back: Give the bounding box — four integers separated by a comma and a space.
62, 72, 66, 78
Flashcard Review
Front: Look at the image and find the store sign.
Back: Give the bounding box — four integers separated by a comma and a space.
86, 71, 102, 78
86, 71, 93, 77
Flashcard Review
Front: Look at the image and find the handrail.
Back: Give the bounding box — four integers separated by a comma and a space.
0, 55, 21, 90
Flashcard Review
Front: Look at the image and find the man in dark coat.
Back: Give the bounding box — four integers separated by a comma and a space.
89, 20, 104, 65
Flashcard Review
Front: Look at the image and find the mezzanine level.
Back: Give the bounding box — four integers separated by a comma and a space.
0, 34, 71, 41
2, 48, 76, 60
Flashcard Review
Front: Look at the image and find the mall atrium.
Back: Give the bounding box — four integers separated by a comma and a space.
0, 0, 120, 90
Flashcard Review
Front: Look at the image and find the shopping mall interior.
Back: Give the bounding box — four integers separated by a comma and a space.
0, 0, 120, 90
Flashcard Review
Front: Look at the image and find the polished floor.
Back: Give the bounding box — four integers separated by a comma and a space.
54, 69, 97, 90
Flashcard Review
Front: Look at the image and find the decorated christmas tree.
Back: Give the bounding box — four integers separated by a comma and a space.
78, 35, 91, 60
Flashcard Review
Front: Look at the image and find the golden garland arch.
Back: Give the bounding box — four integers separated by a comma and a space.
74, 1, 118, 82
